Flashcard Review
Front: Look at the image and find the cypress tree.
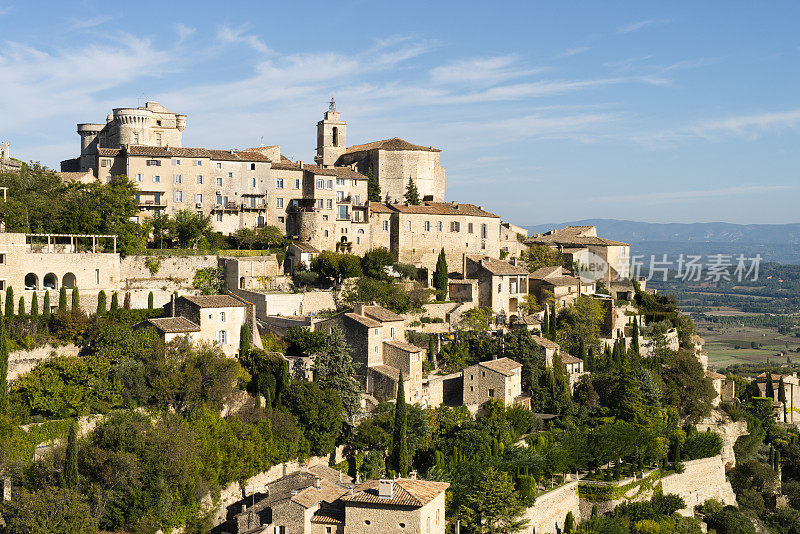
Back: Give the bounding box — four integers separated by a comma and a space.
549, 305, 556, 339
564, 511, 575, 533
148, 291, 154, 309
58, 286, 67, 311
632, 317, 640, 355
391, 371, 410, 477
63, 419, 78, 489
123, 292, 131, 310
404, 177, 420, 205
766, 373, 775, 399
587, 346, 595, 372
240, 323, 251, 357
0, 318, 8, 415
591, 504, 598, 521
428, 335, 436, 365
17, 296, 24, 316
30, 291, 38, 318
96, 290, 107, 316
42, 291, 51, 320
110, 292, 119, 311
433, 249, 448, 301
779, 376, 787, 405
4, 287, 13, 317
366, 169, 381, 202
72, 287, 80, 311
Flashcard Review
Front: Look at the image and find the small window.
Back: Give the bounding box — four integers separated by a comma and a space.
216, 162, 222, 169
406, 221, 411, 231
153, 175, 160, 183
317, 179, 324, 189
383, 220, 389, 231
0, 254, 5, 265
278, 216, 285, 223
195, 193, 203, 203
228, 172, 233, 178
174, 191, 184, 202
424, 221, 431, 232
326, 199, 332, 209
437, 221, 443, 232
276, 198, 284, 208
488, 388, 494, 398
294, 179, 301, 189
399, 524, 406, 529
364, 521, 371, 526
217, 330, 227, 343
174, 174, 183, 184
216, 212, 223, 221
251, 178, 256, 187
174, 159, 181, 165
197, 175, 204, 184
326, 180, 333, 190
468, 223, 474, 234
135, 173, 143, 182
326, 528, 332, 534
216, 177, 223, 187
251, 163, 256, 170
194, 159, 202, 166
146, 159, 161, 167
219, 311, 226, 322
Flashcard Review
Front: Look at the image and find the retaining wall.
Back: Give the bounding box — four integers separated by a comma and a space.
523, 480, 581, 534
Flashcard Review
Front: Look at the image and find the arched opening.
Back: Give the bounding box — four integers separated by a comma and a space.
43, 273, 58, 290
332, 127, 339, 147
239, 276, 245, 289
340, 235, 348, 244
24, 273, 38, 291
62, 273, 76, 289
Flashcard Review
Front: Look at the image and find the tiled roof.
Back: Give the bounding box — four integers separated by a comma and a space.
363, 305, 404, 323
541, 275, 581, 287
308, 464, 353, 484
181, 294, 246, 308
289, 240, 320, 253
311, 509, 345, 524
479, 357, 522, 376
370, 364, 402, 380
705, 370, 726, 380
98, 148, 121, 156
367, 201, 499, 218
341, 478, 449, 507
344, 312, 382, 329
529, 266, 565, 279
531, 335, 560, 350
383, 339, 424, 353
270, 162, 303, 171
514, 315, 541, 325
561, 354, 583, 365
146, 316, 201, 333
125, 145, 271, 162
302, 164, 367, 180
344, 137, 441, 154
291, 479, 350, 509
525, 226, 629, 247
466, 255, 528, 275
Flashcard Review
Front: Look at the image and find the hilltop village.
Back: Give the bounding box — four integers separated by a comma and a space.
0, 102, 797, 534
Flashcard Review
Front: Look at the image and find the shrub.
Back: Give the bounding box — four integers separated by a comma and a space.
683, 431, 723, 460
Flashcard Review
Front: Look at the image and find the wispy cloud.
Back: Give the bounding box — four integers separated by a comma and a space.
594, 184, 797, 204
556, 46, 590, 58
691, 109, 800, 138
617, 19, 665, 34
218, 24, 272, 54
430, 55, 544, 86
175, 23, 196, 44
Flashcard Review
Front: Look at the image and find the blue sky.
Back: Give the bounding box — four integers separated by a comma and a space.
2, 1, 800, 226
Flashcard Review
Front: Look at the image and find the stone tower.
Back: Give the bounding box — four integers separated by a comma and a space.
314, 99, 346, 168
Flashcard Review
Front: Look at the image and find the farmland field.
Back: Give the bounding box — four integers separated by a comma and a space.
697, 323, 800, 370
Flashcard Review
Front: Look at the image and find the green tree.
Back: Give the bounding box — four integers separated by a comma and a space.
632, 316, 640, 355
72, 286, 80, 311
361, 248, 395, 280
59, 286, 67, 311
31, 291, 38, 318
18, 296, 24, 315
63, 419, 78, 489
313, 327, 361, 421
5, 287, 13, 317
173, 209, 211, 248
110, 292, 119, 311
366, 169, 381, 202
240, 323, 251, 358
42, 290, 51, 320
0, 319, 8, 415
462, 467, 529, 534
1, 486, 96, 534
96, 290, 106, 316
256, 225, 286, 249
404, 177, 420, 205
766, 372, 774, 399
281, 381, 343, 456
523, 244, 564, 272
338, 253, 363, 281
433, 249, 448, 301
391, 372, 410, 477
148, 291, 154, 309
564, 511, 575, 533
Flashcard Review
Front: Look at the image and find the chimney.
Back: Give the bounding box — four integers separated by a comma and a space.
313, 476, 321, 489
353, 302, 365, 316
378, 479, 394, 499
170, 293, 176, 317
410, 470, 418, 480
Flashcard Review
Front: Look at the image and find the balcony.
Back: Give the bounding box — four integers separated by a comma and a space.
241, 202, 267, 211
138, 199, 166, 208
213, 201, 239, 212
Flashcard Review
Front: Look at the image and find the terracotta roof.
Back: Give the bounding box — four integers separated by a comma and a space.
270, 162, 303, 171
97, 148, 121, 156
370, 364, 402, 380
308, 464, 353, 484
146, 316, 201, 333
466, 255, 528, 275
513, 315, 541, 325
291, 479, 350, 509
344, 312, 383, 329
561, 354, 583, 365
705, 370, 726, 380
525, 229, 629, 247
479, 357, 522, 376
289, 240, 320, 253
363, 305, 404, 323
181, 294, 246, 308
541, 275, 581, 287
302, 164, 367, 180
341, 478, 449, 507
529, 266, 566, 279
126, 145, 271, 162
383, 339, 424, 353
311, 509, 345, 524
344, 137, 441, 154
367, 201, 499, 218
531, 335, 560, 350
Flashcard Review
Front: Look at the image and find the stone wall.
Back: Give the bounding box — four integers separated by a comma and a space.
8, 344, 80, 380
523, 480, 581, 534
660, 455, 737, 515
696, 418, 748, 469
233, 288, 337, 319
120, 254, 217, 285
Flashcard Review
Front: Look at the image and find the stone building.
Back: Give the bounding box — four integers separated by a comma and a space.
316, 303, 424, 404
499, 222, 528, 262
462, 254, 529, 316
0, 142, 22, 173
462, 357, 528, 412
756, 372, 800, 423
528, 266, 596, 310
140, 294, 253, 358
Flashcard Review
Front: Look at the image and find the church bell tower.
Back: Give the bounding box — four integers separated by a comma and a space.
315, 98, 347, 168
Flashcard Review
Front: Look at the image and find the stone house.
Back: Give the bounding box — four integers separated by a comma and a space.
462, 254, 529, 316
561, 353, 586, 389
705, 370, 733, 408
286, 241, 321, 273
447, 279, 477, 305
222, 256, 283, 291
316, 303, 424, 404
531, 335, 560, 367
462, 357, 527, 412
528, 265, 596, 310
498, 222, 528, 262
756, 372, 799, 423
141, 294, 251, 358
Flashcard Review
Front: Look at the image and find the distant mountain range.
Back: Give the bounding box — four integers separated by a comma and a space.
523, 219, 800, 264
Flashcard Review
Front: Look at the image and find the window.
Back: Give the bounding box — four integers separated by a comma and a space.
326, 528, 332, 534
364, 521, 371, 526
146, 159, 161, 166
135, 173, 143, 182
468, 223, 474, 234
326, 199, 332, 209
326, 180, 333, 190
498, 283, 502, 293
406, 221, 411, 231
156, 120, 162, 126
216, 212, 223, 221
133, 132, 139, 144
353, 211, 362, 222
219, 311, 226, 322
317, 179, 324, 189
436, 510, 440, 526
155, 132, 162, 146
173, 159, 181, 165
195, 193, 203, 203
353, 195, 360, 205
228, 172, 233, 178
193, 159, 202, 166
276, 178, 285, 189
352, 179, 357, 187
323, 215, 328, 221
317, 199, 324, 210
216, 177, 223, 187
336, 191, 344, 202
437, 221, 443, 232
174, 191, 184, 202
278, 216, 285, 223
100, 159, 112, 167
276, 198, 284, 208
399, 524, 405, 529
337, 205, 349, 219
251, 177, 256, 187
174, 174, 183, 184
424, 221, 431, 232
216, 194, 223, 205
450, 221, 460, 232
216, 162, 222, 169
324, 230, 329, 237
0, 254, 4, 265
197, 175, 203, 184
383, 220, 389, 231
411, 353, 419, 362
336, 178, 345, 186
481, 224, 487, 238
251, 163, 256, 170
217, 330, 227, 343
294, 179, 301, 189
488, 388, 494, 398
356, 236, 360, 244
